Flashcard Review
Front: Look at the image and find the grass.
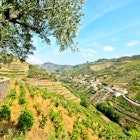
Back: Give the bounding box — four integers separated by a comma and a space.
135, 92, 140, 102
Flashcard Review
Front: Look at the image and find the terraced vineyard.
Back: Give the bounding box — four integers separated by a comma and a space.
28, 78, 80, 103
90, 61, 114, 71
90, 91, 113, 105
0, 60, 29, 78
0, 80, 133, 140
108, 96, 140, 125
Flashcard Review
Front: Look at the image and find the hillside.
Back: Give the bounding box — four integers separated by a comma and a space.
0, 80, 132, 140
60, 55, 140, 131
0, 59, 29, 78
1, 56, 140, 139
62, 55, 140, 101
92, 55, 140, 101
37, 62, 72, 73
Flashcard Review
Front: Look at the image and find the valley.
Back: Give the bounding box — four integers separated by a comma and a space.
0, 55, 140, 139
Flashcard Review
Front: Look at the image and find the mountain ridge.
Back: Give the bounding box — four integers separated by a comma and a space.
0, 54, 140, 139
37, 55, 140, 73
36, 62, 72, 73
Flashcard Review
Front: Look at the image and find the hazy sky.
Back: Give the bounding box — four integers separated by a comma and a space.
27, 0, 140, 65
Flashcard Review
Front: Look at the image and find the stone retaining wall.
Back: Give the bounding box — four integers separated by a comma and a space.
0, 78, 10, 98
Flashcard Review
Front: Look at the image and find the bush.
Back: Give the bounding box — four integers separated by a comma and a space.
30, 92, 35, 99
39, 115, 48, 129
15, 80, 18, 86
18, 98, 26, 104
18, 109, 34, 132
96, 103, 121, 123
9, 89, 17, 99
22, 77, 27, 82
18, 86, 26, 105
0, 105, 11, 121
80, 97, 90, 108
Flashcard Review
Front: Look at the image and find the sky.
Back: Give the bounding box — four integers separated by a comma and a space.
27, 0, 140, 65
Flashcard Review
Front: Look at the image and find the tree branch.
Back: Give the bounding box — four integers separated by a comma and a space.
9, 19, 42, 34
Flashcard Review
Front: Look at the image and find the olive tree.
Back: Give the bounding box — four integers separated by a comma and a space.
0, 0, 85, 61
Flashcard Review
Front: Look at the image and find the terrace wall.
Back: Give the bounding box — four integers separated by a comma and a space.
0, 78, 10, 98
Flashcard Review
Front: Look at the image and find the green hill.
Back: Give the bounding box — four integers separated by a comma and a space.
60, 55, 140, 133
1, 56, 140, 139
0, 80, 134, 140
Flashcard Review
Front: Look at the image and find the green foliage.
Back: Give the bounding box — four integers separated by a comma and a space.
71, 120, 80, 140
55, 101, 60, 107
0, 105, 11, 121
15, 80, 19, 86
1, 0, 85, 60
96, 103, 121, 123
13, 136, 25, 140
49, 109, 66, 139
39, 115, 48, 129
41, 89, 48, 99
30, 92, 35, 99
9, 88, 17, 99
18, 86, 26, 105
22, 77, 28, 82
0, 51, 14, 65
18, 109, 34, 132
33, 102, 42, 116
80, 97, 90, 108
28, 65, 49, 79
0, 128, 25, 140
110, 96, 140, 125
87, 87, 96, 94
18, 98, 26, 105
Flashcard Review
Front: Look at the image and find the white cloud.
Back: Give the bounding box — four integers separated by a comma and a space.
103, 46, 114, 52
27, 55, 42, 64
125, 54, 133, 56
125, 40, 139, 47
82, 48, 98, 58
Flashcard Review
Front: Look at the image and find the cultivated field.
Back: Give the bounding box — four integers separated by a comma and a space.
28, 78, 80, 103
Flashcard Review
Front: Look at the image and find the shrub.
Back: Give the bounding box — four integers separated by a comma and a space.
9, 89, 17, 99
96, 103, 121, 123
15, 80, 18, 86
80, 97, 90, 108
49, 109, 65, 138
22, 77, 27, 82
18, 109, 34, 132
33, 103, 42, 116
25, 82, 29, 88
30, 92, 35, 99
18, 98, 26, 104
71, 120, 80, 140
0, 105, 11, 121
39, 115, 48, 129
55, 101, 59, 107
18, 86, 26, 105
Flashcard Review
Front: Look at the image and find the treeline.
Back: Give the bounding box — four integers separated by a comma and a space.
96, 103, 121, 123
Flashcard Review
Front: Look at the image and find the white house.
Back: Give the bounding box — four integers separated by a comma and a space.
113, 92, 121, 97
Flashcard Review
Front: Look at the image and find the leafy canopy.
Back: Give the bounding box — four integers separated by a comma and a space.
0, 0, 85, 60
18, 109, 34, 131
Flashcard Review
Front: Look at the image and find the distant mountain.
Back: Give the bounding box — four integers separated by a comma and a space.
37, 62, 72, 73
